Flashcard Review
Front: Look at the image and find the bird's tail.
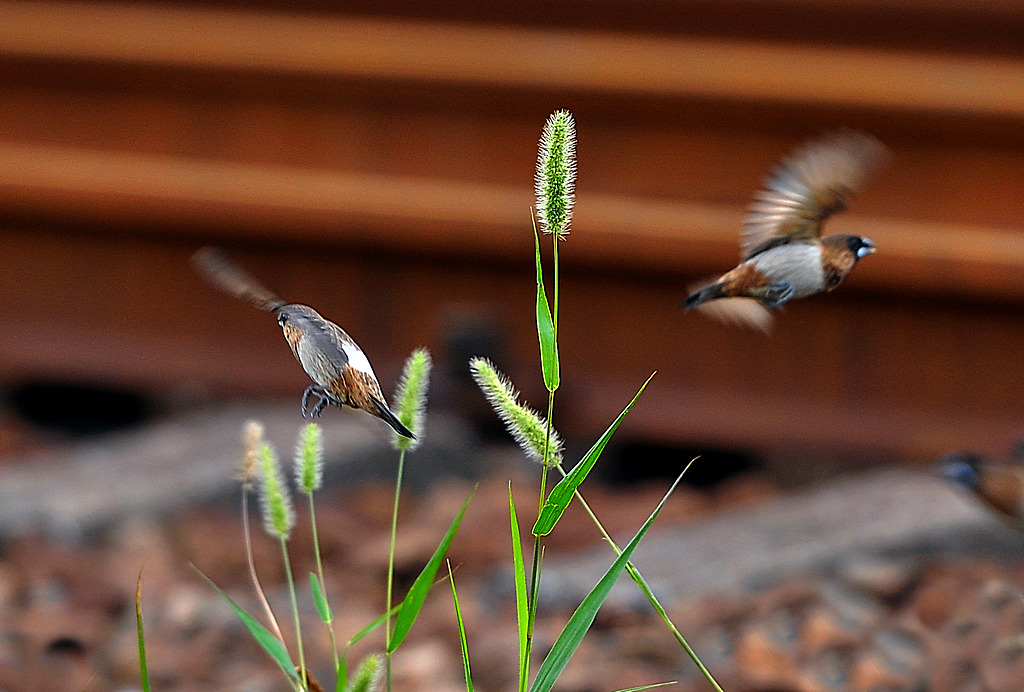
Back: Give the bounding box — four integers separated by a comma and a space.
682, 279, 774, 332
192, 247, 286, 312
371, 396, 416, 439
681, 282, 725, 311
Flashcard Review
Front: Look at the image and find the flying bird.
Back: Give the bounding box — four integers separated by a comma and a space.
939, 447, 1024, 527
683, 130, 888, 330
192, 247, 414, 438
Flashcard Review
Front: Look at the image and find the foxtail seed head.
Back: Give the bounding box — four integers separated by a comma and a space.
257, 442, 294, 540
294, 423, 324, 495
470, 357, 562, 464
535, 110, 577, 240
349, 653, 384, 692
392, 348, 432, 452
236, 420, 265, 492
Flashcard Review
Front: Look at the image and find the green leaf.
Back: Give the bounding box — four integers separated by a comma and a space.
389, 489, 475, 652
534, 223, 559, 392
135, 571, 151, 692
195, 568, 298, 682
448, 561, 475, 692
529, 471, 686, 692
509, 484, 529, 680
533, 373, 655, 536
310, 572, 332, 623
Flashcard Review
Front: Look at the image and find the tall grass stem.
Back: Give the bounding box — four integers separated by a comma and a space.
385, 448, 408, 692
279, 538, 308, 690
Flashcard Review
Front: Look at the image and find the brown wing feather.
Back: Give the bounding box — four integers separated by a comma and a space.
741, 130, 888, 261
191, 247, 285, 312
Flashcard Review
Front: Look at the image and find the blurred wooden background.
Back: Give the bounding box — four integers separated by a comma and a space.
0, 0, 1022, 471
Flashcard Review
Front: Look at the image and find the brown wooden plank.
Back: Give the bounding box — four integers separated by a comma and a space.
0, 2, 1021, 117
0, 142, 1021, 301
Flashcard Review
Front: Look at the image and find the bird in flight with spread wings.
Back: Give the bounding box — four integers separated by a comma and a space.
683, 130, 888, 331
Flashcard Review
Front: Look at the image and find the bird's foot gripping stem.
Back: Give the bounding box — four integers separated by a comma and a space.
301, 385, 331, 419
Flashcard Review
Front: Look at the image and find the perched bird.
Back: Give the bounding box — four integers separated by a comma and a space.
192, 247, 414, 438
939, 449, 1024, 526
683, 130, 888, 330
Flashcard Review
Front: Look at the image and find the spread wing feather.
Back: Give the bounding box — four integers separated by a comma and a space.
192, 247, 285, 312
741, 130, 888, 261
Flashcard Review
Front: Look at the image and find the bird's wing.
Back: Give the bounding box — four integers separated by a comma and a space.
191, 247, 285, 312
741, 130, 888, 261
316, 318, 380, 381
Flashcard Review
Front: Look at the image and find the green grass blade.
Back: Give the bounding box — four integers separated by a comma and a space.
389, 489, 475, 652
347, 603, 401, 648
339, 577, 449, 688
310, 572, 333, 623
614, 682, 676, 691
448, 560, 475, 692
345, 574, 447, 649
509, 484, 529, 683
529, 471, 686, 692
534, 223, 559, 392
135, 571, 151, 692
194, 567, 299, 682
337, 652, 348, 692
533, 373, 655, 536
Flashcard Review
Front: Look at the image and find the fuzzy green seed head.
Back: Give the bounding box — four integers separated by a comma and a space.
470, 357, 562, 465
392, 348, 432, 452
294, 423, 324, 495
257, 442, 294, 540
535, 109, 577, 240
236, 419, 265, 491
349, 653, 384, 692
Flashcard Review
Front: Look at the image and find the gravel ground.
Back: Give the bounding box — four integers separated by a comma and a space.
2, 404, 1024, 691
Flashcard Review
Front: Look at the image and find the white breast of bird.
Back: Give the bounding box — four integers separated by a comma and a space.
748, 244, 825, 299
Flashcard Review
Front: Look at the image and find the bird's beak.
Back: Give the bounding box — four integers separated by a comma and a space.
858, 239, 876, 258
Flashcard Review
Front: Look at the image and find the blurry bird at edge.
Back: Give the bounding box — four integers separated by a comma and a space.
939, 444, 1024, 527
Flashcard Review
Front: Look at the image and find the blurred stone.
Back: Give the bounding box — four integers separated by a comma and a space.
799, 646, 856, 692
838, 555, 919, 600
981, 635, 1024, 692
4, 460, 1024, 691
544, 471, 1024, 611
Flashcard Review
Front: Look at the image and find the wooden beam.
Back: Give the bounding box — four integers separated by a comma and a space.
0, 2, 1021, 118
0, 142, 1021, 300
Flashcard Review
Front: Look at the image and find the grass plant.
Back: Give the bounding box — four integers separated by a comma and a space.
462, 109, 720, 691
182, 347, 470, 692
139, 109, 723, 692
